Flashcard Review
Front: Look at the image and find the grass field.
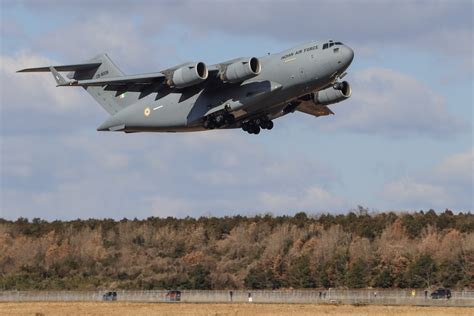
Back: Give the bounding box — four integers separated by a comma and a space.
1, 302, 473, 316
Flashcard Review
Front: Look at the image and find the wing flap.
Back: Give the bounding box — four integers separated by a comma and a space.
65, 72, 167, 97
296, 100, 334, 117
68, 72, 166, 87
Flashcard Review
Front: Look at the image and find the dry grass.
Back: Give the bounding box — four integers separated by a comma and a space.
0, 302, 472, 316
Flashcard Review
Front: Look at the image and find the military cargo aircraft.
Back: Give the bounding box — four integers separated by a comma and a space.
18, 40, 354, 135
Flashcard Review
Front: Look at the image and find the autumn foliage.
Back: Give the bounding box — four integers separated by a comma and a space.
0, 209, 472, 290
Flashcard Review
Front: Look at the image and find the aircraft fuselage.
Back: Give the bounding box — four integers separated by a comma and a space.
18, 40, 354, 135
98, 40, 354, 133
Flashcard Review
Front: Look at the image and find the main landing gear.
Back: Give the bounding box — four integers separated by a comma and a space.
203, 113, 274, 135
203, 113, 235, 129
242, 118, 274, 135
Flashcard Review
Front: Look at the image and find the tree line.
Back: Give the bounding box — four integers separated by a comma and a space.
0, 208, 472, 290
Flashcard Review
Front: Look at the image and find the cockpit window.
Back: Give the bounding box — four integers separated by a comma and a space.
329, 43, 334, 47
323, 43, 328, 49
335, 42, 343, 45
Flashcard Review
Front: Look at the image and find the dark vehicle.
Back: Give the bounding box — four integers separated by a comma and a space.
430, 288, 451, 299
165, 290, 181, 302
102, 291, 117, 301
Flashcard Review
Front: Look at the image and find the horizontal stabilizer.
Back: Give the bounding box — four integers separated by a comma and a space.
17, 62, 102, 73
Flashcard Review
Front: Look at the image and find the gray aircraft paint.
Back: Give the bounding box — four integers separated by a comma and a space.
18, 40, 354, 134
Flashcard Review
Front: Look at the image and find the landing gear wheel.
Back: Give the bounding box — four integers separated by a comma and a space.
225, 114, 235, 125
267, 120, 274, 130
215, 115, 225, 128
251, 125, 261, 134
208, 117, 216, 129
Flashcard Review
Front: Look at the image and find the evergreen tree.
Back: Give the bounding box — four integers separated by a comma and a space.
438, 259, 466, 288
188, 264, 211, 290
346, 259, 368, 288
407, 255, 437, 288
374, 269, 394, 288
288, 256, 314, 288
244, 267, 272, 289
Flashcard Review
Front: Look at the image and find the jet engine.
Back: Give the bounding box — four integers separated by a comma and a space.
168, 62, 208, 88
312, 81, 351, 105
220, 57, 261, 83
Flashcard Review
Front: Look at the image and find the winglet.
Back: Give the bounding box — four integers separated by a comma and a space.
49, 66, 74, 86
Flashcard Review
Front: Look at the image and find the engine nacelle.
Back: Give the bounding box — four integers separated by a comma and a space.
220, 57, 261, 83
313, 81, 352, 106
168, 62, 208, 88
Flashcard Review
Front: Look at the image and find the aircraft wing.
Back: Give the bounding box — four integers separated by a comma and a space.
18, 59, 229, 100
17, 63, 102, 73
51, 67, 219, 98
67, 72, 167, 86
202, 80, 283, 117
296, 100, 334, 117
69, 72, 171, 98
53, 72, 168, 97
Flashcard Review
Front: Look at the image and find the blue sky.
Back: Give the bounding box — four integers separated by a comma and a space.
1, 0, 472, 220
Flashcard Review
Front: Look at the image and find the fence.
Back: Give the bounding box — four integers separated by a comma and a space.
0, 289, 473, 307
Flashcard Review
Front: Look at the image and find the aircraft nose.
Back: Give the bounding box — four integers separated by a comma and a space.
342, 45, 354, 66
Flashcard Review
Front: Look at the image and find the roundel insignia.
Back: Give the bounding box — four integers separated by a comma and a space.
144, 107, 151, 117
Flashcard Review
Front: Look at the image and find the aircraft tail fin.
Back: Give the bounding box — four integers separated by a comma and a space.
49, 66, 69, 86
18, 54, 139, 115
69, 54, 139, 115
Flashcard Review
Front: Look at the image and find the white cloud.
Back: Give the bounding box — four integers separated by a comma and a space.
193, 170, 240, 186
1, 1, 472, 220
381, 178, 452, 209
147, 196, 194, 218
9, 1, 472, 63
258, 185, 347, 213
33, 14, 162, 72
430, 148, 473, 187
0, 129, 343, 220
381, 148, 473, 210
0, 51, 85, 112
320, 68, 468, 138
